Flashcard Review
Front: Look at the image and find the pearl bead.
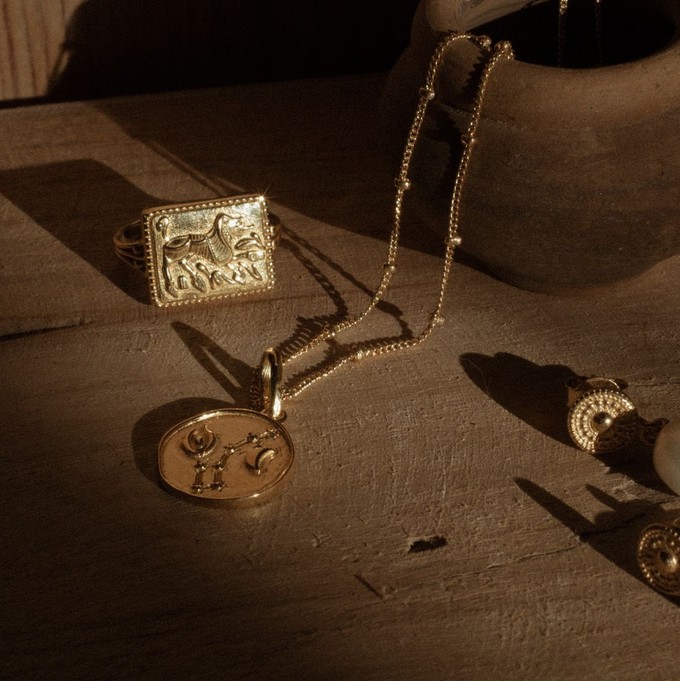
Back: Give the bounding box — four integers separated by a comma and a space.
653, 420, 680, 495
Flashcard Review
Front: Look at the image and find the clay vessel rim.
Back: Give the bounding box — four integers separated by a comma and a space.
424, 0, 680, 82
424, 22, 680, 122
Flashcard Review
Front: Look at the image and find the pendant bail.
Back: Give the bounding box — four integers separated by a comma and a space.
259, 347, 285, 420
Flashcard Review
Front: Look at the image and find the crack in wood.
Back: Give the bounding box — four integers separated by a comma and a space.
354, 573, 394, 600
1, 320, 86, 341
448, 544, 581, 583
408, 536, 448, 553
578, 511, 648, 539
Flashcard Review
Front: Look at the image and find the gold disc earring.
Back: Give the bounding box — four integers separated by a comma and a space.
638, 520, 680, 597
566, 377, 639, 453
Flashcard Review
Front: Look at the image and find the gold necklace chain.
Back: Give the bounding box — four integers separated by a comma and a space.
259, 33, 514, 406
558, 0, 604, 67
160, 35, 514, 501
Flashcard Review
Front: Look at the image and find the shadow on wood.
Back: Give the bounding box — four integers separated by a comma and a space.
462, 352, 675, 494
0, 159, 169, 303
459, 351, 577, 446
278, 227, 414, 372
516, 477, 679, 605
171, 321, 254, 400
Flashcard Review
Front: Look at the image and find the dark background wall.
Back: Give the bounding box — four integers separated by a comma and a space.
0, 0, 419, 105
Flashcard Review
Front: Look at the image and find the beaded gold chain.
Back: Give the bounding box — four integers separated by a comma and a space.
268, 33, 514, 404
159, 32, 515, 504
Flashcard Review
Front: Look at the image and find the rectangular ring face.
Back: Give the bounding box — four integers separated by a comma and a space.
143, 195, 275, 307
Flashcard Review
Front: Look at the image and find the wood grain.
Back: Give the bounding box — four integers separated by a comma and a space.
1, 74, 680, 680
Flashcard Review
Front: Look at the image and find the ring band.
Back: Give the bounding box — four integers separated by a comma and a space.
114, 194, 278, 307
113, 221, 147, 272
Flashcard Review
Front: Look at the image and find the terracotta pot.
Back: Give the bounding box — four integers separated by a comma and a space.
381, 0, 680, 292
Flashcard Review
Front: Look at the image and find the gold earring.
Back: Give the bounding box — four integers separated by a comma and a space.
567, 376, 680, 495
566, 377, 639, 454
637, 520, 680, 597
566, 376, 680, 596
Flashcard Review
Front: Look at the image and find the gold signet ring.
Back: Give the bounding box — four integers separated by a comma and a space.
114, 195, 278, 307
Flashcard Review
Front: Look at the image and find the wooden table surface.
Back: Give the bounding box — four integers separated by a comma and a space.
2, 74, 679, 680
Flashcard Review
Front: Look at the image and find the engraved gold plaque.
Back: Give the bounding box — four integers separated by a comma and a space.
143, 195, 275, 307
158, 408, 294, 503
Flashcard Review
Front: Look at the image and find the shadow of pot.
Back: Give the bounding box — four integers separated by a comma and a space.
381, 0, 680, 293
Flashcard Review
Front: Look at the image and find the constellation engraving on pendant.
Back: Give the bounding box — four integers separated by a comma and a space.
158, 408, 295, 502
180, 424, 280, 494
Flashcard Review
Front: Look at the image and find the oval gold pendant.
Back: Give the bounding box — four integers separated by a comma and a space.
158, 408, 294, 503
